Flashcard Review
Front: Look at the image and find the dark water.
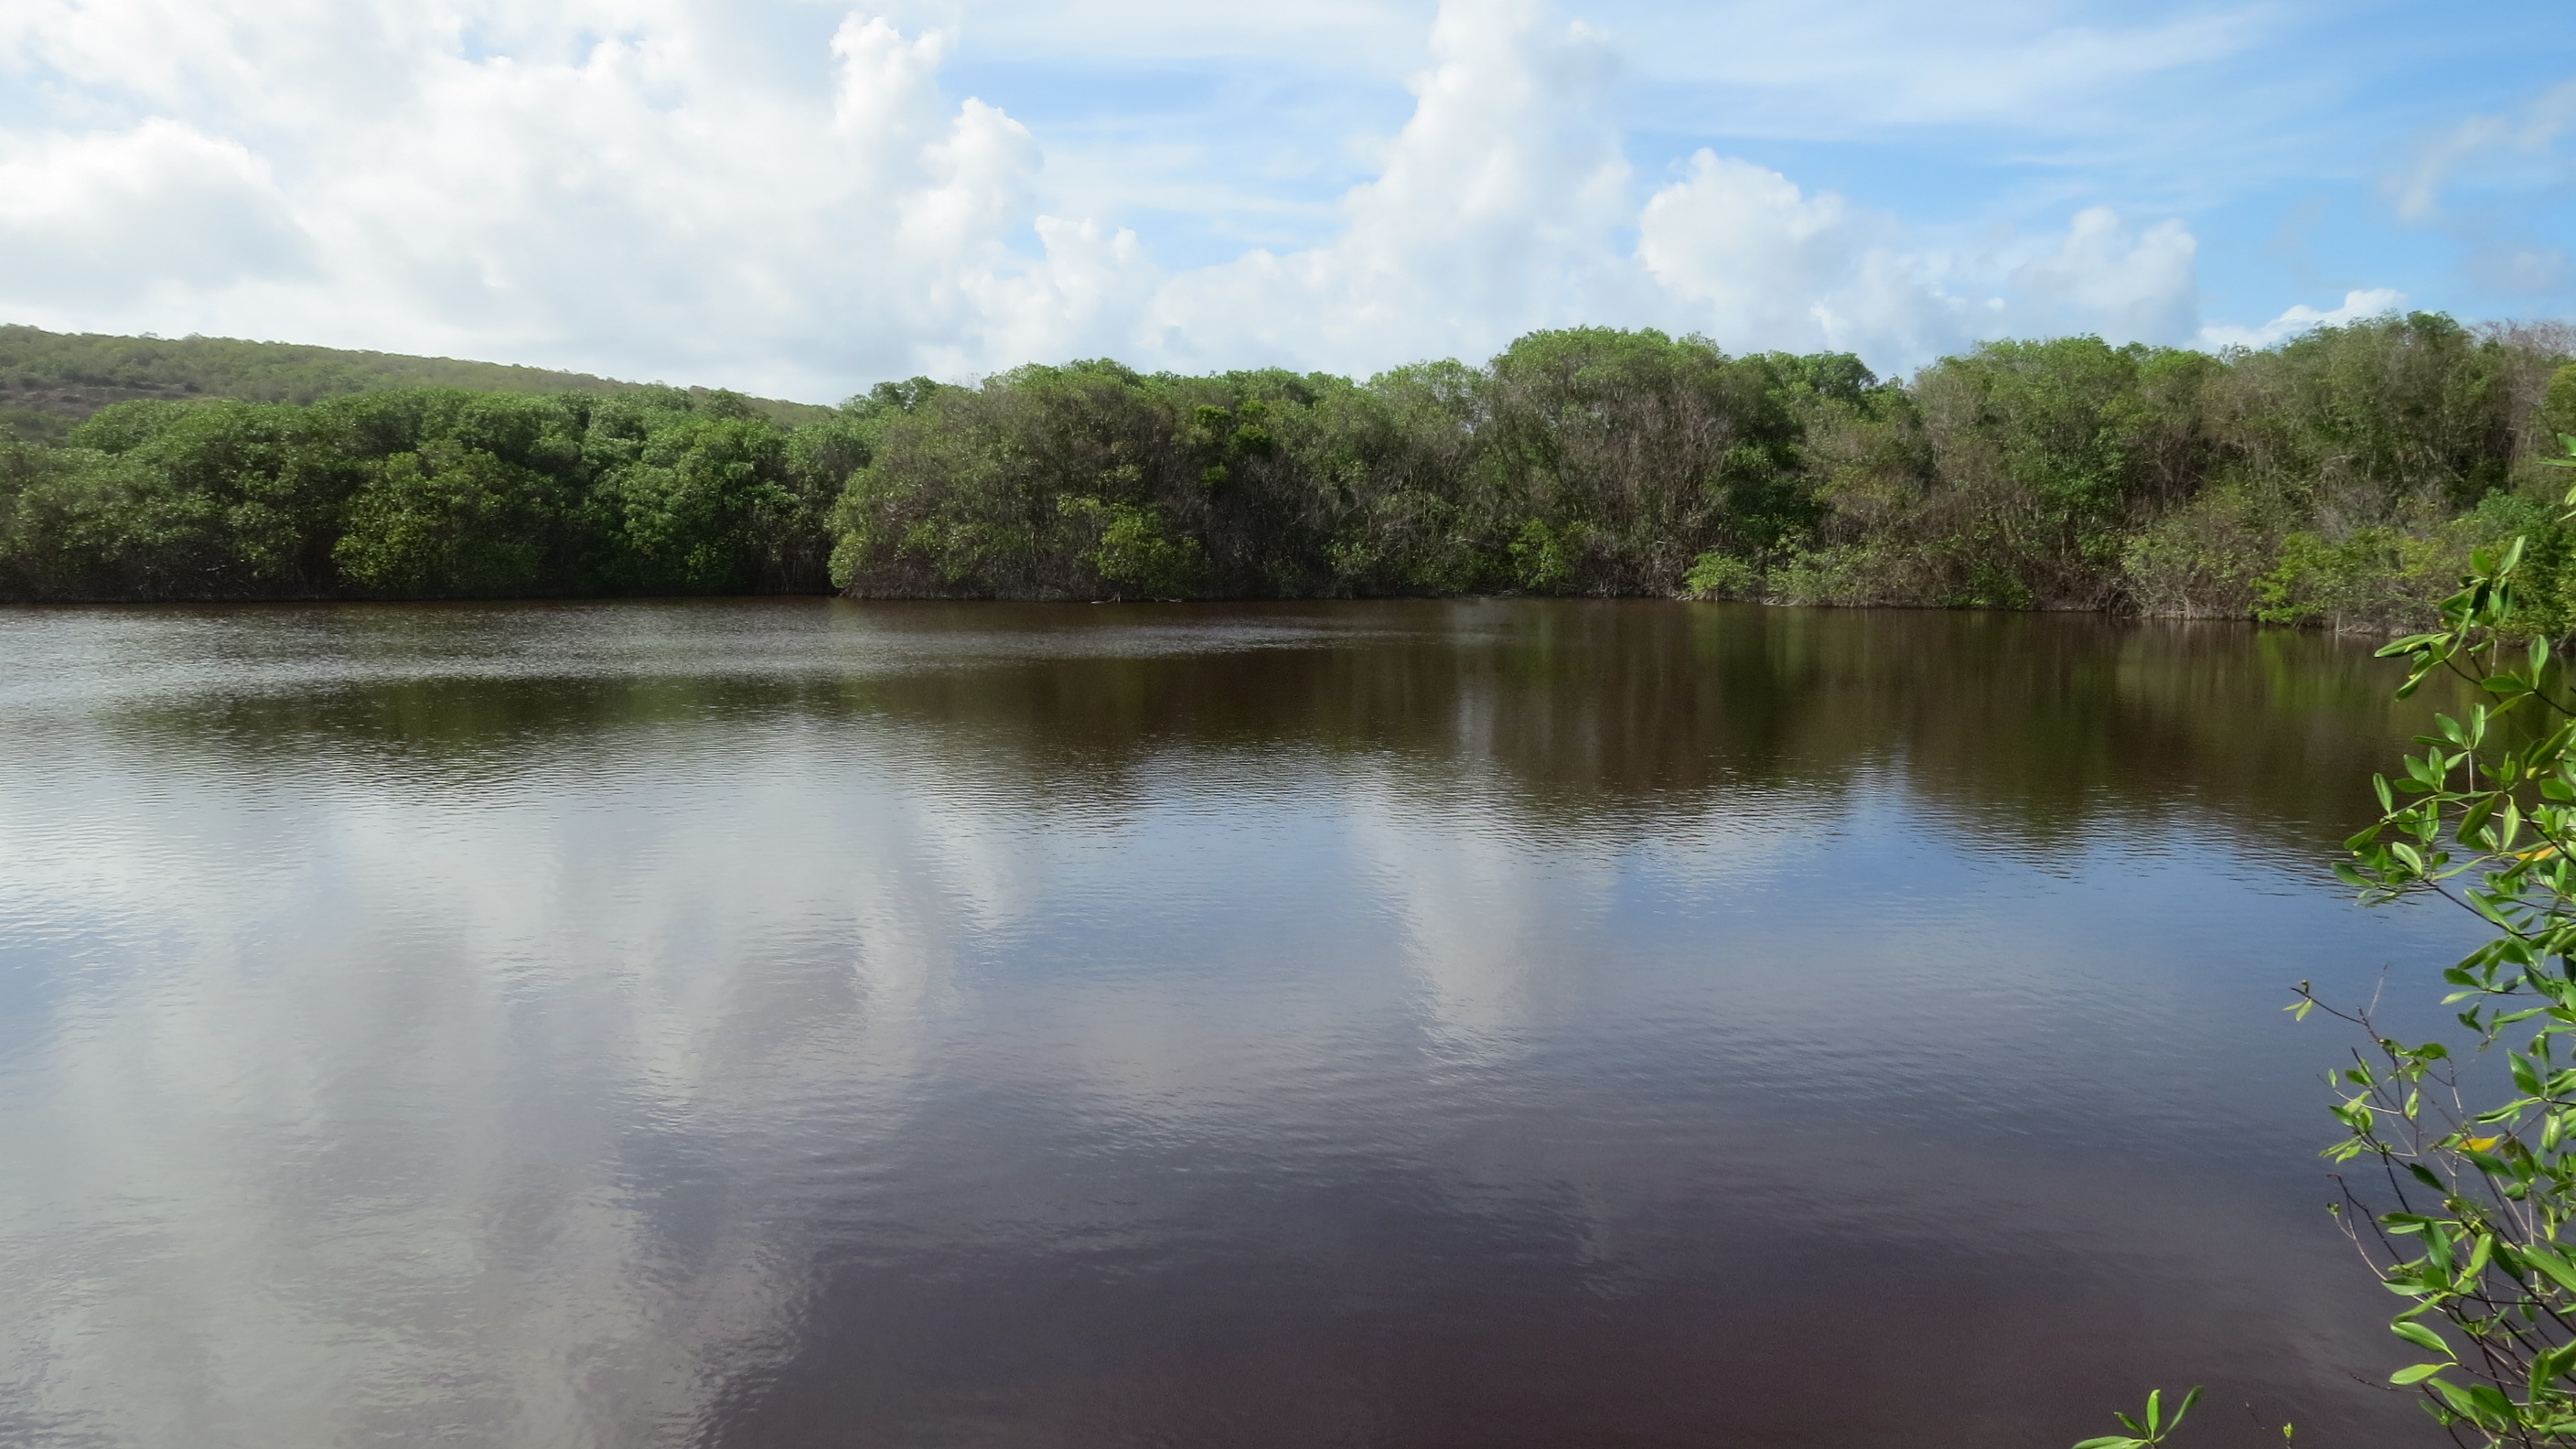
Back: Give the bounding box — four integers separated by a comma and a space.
0, 599, 2484, 1448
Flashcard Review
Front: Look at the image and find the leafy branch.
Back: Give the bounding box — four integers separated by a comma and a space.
2081, 436, 2576, 1447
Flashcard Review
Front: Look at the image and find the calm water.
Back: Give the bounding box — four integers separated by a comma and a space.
0, 599, 2485, 1448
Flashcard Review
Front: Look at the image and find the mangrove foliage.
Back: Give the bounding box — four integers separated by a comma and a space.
5, 315, 2575, 630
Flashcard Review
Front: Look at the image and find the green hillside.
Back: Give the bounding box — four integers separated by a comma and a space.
0, 324, 833, 442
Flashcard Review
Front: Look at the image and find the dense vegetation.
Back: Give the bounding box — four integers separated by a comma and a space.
0, 385, 867, 599
5, 315, 2574, 628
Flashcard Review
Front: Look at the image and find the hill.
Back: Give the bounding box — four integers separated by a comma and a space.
0, 324, 834, 441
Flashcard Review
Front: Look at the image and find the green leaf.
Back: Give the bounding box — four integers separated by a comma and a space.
2431, 1377, 2490, 1422
2392, 1363, 2448, 1385
2520, 1244, 2576, 1294
2462, 796, 2500, 842
2392, 1319, 2452, 1355
2464, 1232, 2496, 1283
2531, 1339, 2576, 1390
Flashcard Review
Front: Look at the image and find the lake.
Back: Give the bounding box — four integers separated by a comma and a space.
0, 598, 2480, 1448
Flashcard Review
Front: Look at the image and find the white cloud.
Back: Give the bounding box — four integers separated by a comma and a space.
0, 0, 1064, 393
1637, 162, 2211, 365
2389, 78, 2576, 224
2197, 285, 2406, 350
2004, 205, 2200, 342
1637, 152, 1979, 362
0, 0, 2228, 394
1596, 0, 2275, 135
0, 120, 310, 304
2380, 78, 2576, 305
1137, 0, 1639, 370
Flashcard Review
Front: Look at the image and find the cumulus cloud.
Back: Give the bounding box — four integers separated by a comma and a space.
2004, 207, 2200, 342
0, 0, 2246, 394
1637, 162, 2214, 366
0, 120, 310, 304
1138, 0, 1637, 370
1638, 152, 1938, 358
0, 0, 1066, 393
2197, 286, 2407, 350
1637, 155, 1988, 365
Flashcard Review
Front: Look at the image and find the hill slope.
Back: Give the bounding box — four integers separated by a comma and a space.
0, 324, 834, 440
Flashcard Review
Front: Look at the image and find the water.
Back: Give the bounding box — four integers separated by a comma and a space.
0, 598, 2482, 1448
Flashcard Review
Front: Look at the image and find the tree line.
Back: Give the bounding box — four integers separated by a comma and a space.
5, 315, 2572, 630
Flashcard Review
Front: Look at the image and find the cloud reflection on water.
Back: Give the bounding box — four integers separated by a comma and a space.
0, 599, 2491, 1447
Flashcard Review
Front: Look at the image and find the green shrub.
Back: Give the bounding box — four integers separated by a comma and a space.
2252, 526, 2455, 632
1681, 551, 1759, 600
1060, 496, 1206, 598
334, 444, 557, 596
2120, 485, 2282, 618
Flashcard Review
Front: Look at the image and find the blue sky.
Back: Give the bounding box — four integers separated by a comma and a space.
929, 0, 2575, 328
1, 0, 2571, 399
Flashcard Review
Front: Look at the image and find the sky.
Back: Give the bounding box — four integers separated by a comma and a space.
0, 0, 2571, 402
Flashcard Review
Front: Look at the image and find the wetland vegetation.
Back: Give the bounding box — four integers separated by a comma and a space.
5, 315, 2572, 635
